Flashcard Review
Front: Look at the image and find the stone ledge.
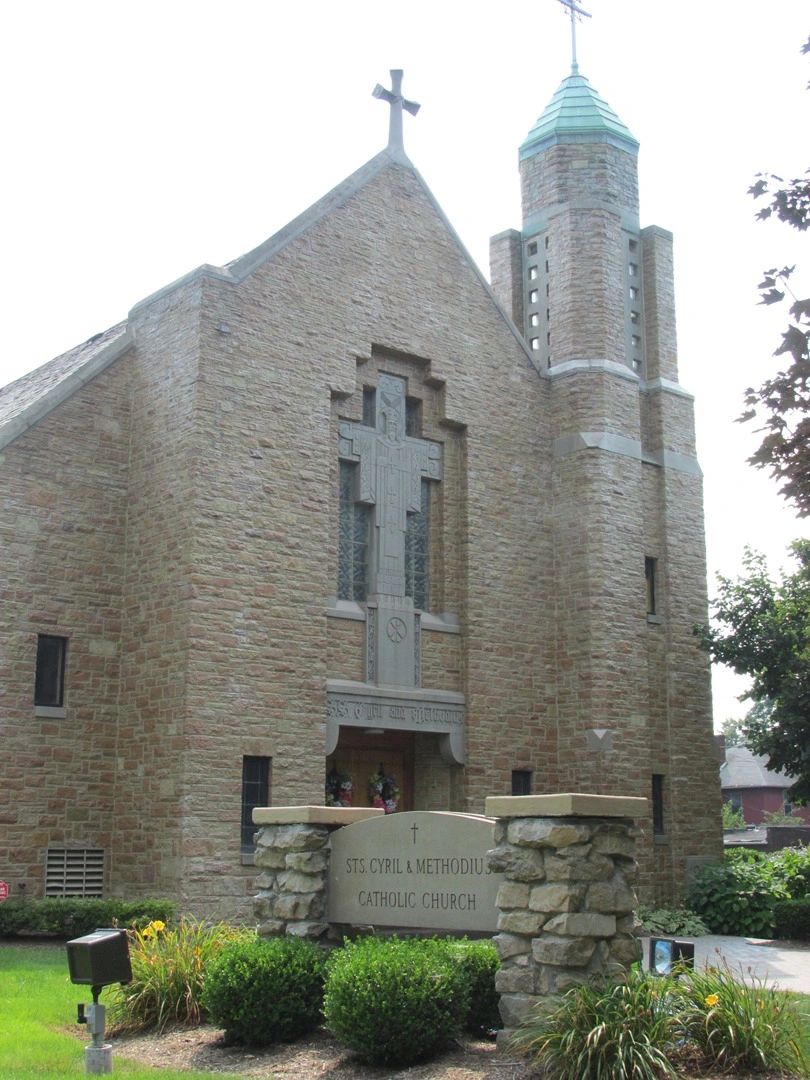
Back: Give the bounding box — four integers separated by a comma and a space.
485, 794, 648, 819
253, 805, 384, 826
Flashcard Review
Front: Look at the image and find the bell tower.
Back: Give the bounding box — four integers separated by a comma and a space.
490, 47, 721, 894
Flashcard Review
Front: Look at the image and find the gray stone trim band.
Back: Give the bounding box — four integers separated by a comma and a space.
326, 602, 460, 634
553, 431, 641, 460
554, 431, 702, 476
642, 448, 703, 477
641, 376, 695, 401
548, 358, 639, 383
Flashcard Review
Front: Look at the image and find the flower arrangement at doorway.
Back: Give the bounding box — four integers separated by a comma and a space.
325, 767, 354, 807
368, 763, 399, 814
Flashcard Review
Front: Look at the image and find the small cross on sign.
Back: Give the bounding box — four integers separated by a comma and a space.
410, 823, 419, 845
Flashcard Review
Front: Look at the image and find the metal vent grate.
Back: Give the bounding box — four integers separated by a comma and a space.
45, 848, 104, 898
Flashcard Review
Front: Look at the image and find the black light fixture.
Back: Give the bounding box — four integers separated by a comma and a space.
649, 937, 695, 975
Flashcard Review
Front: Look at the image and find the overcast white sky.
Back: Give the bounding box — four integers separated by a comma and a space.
1, 1, 808, 726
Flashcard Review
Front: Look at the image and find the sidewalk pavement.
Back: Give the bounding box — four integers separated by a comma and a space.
643, 935, 810, 995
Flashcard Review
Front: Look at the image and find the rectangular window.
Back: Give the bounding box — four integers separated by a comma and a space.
35, 634, 67, 707
511, 770, 532, 796
645, 557, 657, 616
338, 461, 370, 602
241, 757, 271, 851
652, 774, 665, 835
404, 480, 430, 610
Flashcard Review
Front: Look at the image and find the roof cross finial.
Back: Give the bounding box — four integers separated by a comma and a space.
372, 70, 420, 153
557, 0, 591, 73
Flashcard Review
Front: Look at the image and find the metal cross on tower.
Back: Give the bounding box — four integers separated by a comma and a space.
557, 0, 592, 72
372, 69, 420, 152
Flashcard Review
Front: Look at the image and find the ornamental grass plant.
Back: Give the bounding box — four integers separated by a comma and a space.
676, 962, 808, 1076
510, 964, 680, 1080
108, 918, 251, 1034
512, 961, 810, 1080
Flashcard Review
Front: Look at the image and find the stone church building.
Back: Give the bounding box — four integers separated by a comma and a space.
0, 65, 721, 918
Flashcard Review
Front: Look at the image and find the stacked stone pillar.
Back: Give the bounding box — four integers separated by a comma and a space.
485, 794, 645, 1034
253, 806, 382, 939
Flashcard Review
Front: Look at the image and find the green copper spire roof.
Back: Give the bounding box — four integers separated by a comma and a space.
520, 66, 638, 160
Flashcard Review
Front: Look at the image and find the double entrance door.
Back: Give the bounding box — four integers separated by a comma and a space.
326, 728, 414, 812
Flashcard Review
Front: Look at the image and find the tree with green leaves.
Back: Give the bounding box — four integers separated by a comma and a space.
696, 541, 810, 803
720, 715, 747, 748
742, 37, 810, 514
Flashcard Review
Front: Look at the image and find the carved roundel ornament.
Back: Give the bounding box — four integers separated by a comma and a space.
386, 616, 408, 643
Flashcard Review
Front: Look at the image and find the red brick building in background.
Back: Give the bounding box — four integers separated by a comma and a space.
721, 746, 810, 826
0, 66, 721, 918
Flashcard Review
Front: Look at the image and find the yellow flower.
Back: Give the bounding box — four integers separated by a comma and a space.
704, 993, 719, 1007
150, 920, 166, 933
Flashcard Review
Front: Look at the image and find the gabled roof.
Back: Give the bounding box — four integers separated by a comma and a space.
0, 145, 535, 450
0, 322, 132, 450
520, 66, 638, 160
720, 745, 795, 791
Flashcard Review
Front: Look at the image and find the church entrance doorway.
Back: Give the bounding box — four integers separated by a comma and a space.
326, 728, 414, 813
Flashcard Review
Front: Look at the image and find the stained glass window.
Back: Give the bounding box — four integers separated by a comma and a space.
405, 480, 430, 610
338, 460, 370, 601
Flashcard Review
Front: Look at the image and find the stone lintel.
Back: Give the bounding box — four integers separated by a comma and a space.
485, 793, 647, 819
253, 805, 384, 827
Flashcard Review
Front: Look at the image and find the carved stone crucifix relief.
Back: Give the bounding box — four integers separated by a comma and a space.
339, 374, 441, 688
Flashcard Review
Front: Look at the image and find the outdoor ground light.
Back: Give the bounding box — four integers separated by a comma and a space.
649, 937, 695, 975
66, 928, 132, 1075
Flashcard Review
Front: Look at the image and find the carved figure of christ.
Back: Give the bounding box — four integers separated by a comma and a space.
339, 374, 441, 603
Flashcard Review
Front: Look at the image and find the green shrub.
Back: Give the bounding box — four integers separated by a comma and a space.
687, 845, 810, 936
721, 801, 747, 830
323, 937, 469, 1065
773, 897, 810, 940
511, 965, 679, 1080
202, 935, 327, 1045
676, 963, 806, 1075
110, 918, 251, 1033
768, 844, 810, 899
686, 857, 786, 936
0, 897, 177, 938
433, 939, 500, 1033
763, 808, 801, 826
637, 904, 710, 937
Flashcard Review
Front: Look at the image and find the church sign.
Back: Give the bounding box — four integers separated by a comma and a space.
328, 811, 503, 932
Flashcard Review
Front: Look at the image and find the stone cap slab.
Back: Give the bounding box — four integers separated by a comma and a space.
485, 794, 648, 819
253, 805, 384, 826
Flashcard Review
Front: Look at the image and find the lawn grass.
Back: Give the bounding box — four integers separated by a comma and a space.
0, 943, 248, 1080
